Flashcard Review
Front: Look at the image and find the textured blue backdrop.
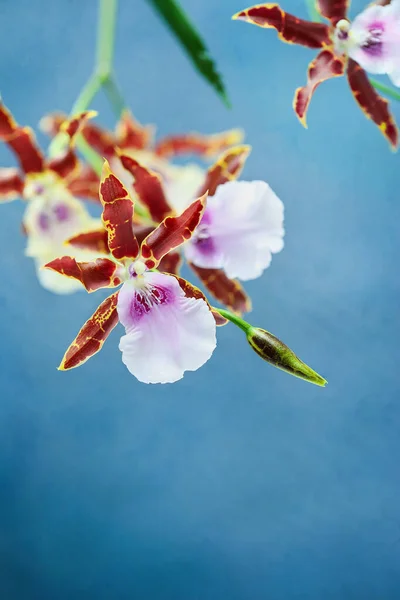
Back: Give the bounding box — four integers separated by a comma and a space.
1, 0, 400, 598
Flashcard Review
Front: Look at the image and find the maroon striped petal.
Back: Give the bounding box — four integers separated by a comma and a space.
0, 101, 44, 173
154, 129, 244, 159
232, 4, 331, 49
61, 110, 97, 141
316, 0, 349, 25
197, 145, 251, 197
44, 256, 122, 292
0, 167, 24, 201
189, 263, 251, 315
47, 150, 79, 180
293, 49, 345, 127
119, 153, 172, 223
158, 251, 182, 275
67, 165, 100, 202
58, 292, 119, 370
99, 161, 139, 261
347, 59, 398, 150
66, 229, 110, 254
81, 122, 116, 158
140, 193, 207, 269
115, 110, 153, 150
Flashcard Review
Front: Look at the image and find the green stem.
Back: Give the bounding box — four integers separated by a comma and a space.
96, 0, 119, 78
217, 308, 251, 333
368, 79, 400, 102
70, 72, 102, 115
103, 76, 126, 118
305, 0, 321, 23
48, 0, 126, 174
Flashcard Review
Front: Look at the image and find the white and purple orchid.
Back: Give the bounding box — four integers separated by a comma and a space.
182, 179, 284, 281
23, 173, 101, 294
45, 163, 220, 384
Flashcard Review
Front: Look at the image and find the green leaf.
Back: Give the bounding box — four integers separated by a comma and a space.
146, 0, 230, 107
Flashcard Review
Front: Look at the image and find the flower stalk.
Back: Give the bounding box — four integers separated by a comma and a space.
49, 0, 126, 172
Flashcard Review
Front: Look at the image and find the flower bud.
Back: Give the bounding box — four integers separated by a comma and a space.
247, 327, 327, 387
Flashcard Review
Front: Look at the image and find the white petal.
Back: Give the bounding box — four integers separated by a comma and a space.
349, 4, 400, 75
184, 180, 284, 281
163, 163, 206, 214
23, 188, 98, 259
388, 67, 400, 87
117, 272, 216, 384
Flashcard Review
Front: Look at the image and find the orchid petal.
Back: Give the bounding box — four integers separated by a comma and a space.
67, 229, 110, 254
232, 4, 331, 48
81, 122, 116, 159
158, 251, 183, 275
197, 145, 251, 198
189, 263, 251, 314
39, 112, 67, 137
140, 193, 207, 269
47, 150, 79, 180
61, 110, 98, 142
67, 165, 100, 202
44, 256, 121, 292
99, 161, 139, 261
0, 100, 44, 173
0, 167, 24, 201
117, 272, 216, 383
115, 110, 154, 151
59, 292, 119, 370
347, 58, 398, 149
348, 3, 400, 78
35, 259, 90, 295
154, 129, 244, 159
170, 274, 229, 326
294, 49, 345, 127
184, 180, 284, 281
316, 0, 349, 24
23, 185, 98, 259
119, 154, 172, 222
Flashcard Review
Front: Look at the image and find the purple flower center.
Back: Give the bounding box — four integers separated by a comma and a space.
130, 285, 172, 320
192, 210, 216, 256
33, 184, 45, 195
337, 30, 348, 41
38, 212, 50, 231
363, 22, 385, 56
53, 203, 70, 222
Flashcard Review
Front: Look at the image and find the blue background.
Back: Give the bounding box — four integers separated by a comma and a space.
1, 0, 400, 597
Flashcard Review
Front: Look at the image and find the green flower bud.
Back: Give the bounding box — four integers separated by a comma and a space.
247, 327, 327, 387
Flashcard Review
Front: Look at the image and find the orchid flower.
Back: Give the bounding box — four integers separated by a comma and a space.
233, 0, 399, 148
66, 145, 285, 316
347, 0, 400, 86
40, 108, 245, 211
0, 102, 103, 293
45, 162, 225, 384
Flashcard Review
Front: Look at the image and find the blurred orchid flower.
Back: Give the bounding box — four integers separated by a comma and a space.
45, 162, 224, 384
40, 108, 244, 210
0, 102, 102, 293
233, 0, 399, 149
66, 145, 285, 316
